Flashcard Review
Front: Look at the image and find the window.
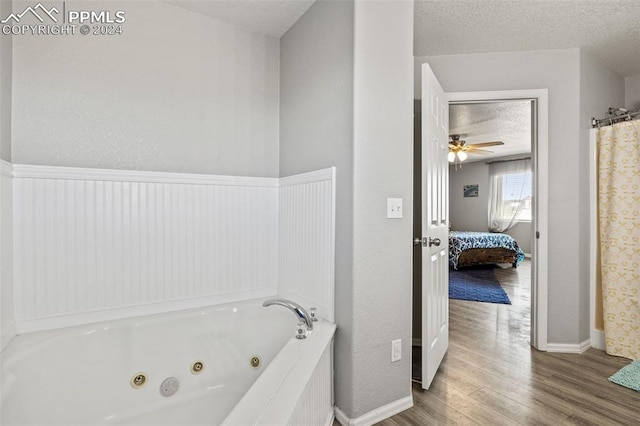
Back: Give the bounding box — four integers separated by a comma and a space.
488, 158, 532, 232
497, 171, 532, 221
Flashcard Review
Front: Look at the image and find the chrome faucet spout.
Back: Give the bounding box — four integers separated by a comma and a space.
262, 299, 314, 331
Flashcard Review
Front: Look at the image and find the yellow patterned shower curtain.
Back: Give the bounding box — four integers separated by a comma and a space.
598, 120, 640, 360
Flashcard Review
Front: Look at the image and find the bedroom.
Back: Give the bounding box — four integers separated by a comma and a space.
447, 100, 534, 373
448, 101, 532, 256
447, 99, 532, 303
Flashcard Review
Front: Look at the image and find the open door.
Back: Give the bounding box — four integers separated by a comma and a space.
420, 63, 449, 389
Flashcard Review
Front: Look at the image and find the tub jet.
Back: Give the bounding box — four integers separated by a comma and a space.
130, 373, 147, 389
191, 360, 204, 374
250, 356, 261, 369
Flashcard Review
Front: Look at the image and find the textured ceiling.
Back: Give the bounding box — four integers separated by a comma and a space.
449, 101, 532, 162
166, 0, 640, 78
415, 0, 640, 77
165, 0, 315, 37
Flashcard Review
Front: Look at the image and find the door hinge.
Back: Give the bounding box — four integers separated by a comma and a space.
536, 231, 540, 239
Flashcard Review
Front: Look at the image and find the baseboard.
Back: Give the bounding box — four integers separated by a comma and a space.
335, 396, 413, 426
590, 329, 605, 350
325, 409, 335, 426
546, 339, 591, 354
335, 407, 349, 425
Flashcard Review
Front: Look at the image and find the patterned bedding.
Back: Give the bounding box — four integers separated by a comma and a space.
449, 231, 525, 270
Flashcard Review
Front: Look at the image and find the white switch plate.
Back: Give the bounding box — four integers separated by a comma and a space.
391, 339, 402, 362
387, 198, 403, 219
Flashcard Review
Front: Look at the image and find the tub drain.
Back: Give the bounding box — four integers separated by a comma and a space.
159, 377, 180, 397
250, 355, 261, 369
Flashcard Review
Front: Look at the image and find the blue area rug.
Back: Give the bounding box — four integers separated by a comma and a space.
449, 267, 511, 304
609, 360, 640, 392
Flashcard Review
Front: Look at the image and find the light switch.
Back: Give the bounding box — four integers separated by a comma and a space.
387, 198, 403, 219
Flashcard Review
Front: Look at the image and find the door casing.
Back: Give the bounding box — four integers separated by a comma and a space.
446, 89, 548, 350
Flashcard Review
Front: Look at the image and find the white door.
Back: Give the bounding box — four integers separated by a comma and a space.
420, 63, 449, 390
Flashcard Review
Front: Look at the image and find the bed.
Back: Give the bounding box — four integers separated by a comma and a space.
449, 231, 525, 270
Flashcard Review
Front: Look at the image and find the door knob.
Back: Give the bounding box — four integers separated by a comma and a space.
428, 237, 441, 247
413, 238, 422, 246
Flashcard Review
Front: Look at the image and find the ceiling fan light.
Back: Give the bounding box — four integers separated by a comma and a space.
447, 151, 456, 162
457, 151, 468, 161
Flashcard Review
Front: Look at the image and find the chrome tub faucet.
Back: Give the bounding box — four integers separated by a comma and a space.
262, 299, 314, 339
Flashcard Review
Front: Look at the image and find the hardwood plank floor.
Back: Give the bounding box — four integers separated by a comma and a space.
377, 260, 640, 425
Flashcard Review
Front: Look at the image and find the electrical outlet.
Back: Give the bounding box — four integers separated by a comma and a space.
391, 339, 402, 362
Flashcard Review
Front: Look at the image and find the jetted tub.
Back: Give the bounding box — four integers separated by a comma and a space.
0, 299, 336, 425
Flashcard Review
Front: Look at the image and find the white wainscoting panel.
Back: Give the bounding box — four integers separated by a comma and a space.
278, 168, 336, 322
12, 165, 279, 331
288, 340, 334, 426
0, 161, 14, 350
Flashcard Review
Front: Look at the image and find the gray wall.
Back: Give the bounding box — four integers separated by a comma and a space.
508, 222, 532, 255
281, 0, 414, 419
449, 162, 489, 231
279, 0, 355, 414
578, 51, 625, 341
416, 49, 586, 345
625, 73, 640, 111
0, 0, 11, 162
11, 1, 279, 177
449, 161, 532, 253
351, 0, 413, 416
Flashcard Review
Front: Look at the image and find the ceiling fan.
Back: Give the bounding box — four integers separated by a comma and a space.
448, 134, 504, 163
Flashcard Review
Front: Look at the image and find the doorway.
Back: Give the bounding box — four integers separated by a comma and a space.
412, 89, 549, 384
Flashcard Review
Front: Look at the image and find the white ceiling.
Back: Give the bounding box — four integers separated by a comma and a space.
449, 101, 532, 163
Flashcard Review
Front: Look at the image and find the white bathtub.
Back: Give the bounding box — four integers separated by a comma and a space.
0, 299, 336, 425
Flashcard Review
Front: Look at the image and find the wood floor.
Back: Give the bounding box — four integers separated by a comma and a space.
378, 260, 640, 425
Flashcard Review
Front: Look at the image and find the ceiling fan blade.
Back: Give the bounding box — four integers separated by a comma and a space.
466, 141, 504, 148
464, 148, 493, 155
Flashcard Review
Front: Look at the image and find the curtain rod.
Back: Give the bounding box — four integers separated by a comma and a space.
485, 156, 531, 165
592, 107, 640, 128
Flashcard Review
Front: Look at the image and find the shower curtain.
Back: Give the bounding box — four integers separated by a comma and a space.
598, 120, 640, 360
